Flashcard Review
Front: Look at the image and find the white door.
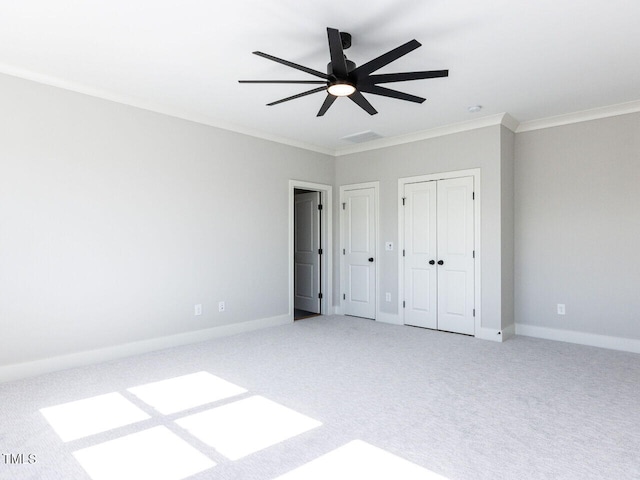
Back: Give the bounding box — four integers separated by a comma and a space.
343, 187, 376, 319
403, 181, 437, 329
294, 191, 320, 313
436, 177, 475, 334
403, 177, 475, 335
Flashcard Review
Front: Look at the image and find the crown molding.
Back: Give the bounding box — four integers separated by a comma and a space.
3, 63, 639, 156
500, 112, 520, 133
516, 100, 640, 133
333, 113, 513, 157
0, 64, 334, 157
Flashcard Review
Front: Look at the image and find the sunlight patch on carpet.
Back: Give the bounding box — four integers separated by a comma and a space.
275, 440, 448, 480
175, 395, 322, 460
40, 392, 150, 442
127, 371, 247, 414
73, 426, 216, 480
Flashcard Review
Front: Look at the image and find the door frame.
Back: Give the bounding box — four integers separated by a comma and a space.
398, 169, 481, 335
289, 180, 333, 318
339, 181, 380, 320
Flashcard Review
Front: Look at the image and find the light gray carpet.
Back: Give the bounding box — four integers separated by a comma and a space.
1, 315, 639, 479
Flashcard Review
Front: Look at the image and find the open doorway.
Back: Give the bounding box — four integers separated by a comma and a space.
289, 181, 333, 321
294, 189, 321, 320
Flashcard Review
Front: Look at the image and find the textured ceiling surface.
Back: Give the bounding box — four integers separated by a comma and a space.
0, 0, 638, 153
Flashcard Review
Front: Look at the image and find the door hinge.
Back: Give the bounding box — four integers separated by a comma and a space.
318, 248, 323, 255
342, 202, 346, 210
318, 204, 323, 211
472, 192, 475, 200
343, 293, 346, 300
403, 249, 405, 257
473, 309, 476, 317
318, 293, 323, 299
402, 197, 406, 206
342, 248, 345, 255
403, 300, 406, 308
473, 250, 475, 258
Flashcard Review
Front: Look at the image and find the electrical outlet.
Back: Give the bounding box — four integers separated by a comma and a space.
194, 304, 202, 316
385, 292, 391, 302
218, 301, 225, 312
557, 304, 566, 315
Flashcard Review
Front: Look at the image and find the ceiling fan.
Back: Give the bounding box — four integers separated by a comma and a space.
239, 27, 449, 117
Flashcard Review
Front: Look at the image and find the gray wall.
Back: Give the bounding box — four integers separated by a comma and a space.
0, 74, 334, 366
514, 113, 640, 339
335, 125, 513, 332
2, 68, 637, 371
501, 126, 515, 329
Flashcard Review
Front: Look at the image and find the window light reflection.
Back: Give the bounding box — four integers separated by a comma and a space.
127, 371, 247, 415
274, 440, 449, 480
40, 392, 150, 442
73, 426, 216, 480
176, 395, 322, 460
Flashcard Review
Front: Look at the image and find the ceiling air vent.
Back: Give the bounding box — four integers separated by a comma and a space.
341, 130, 383, 143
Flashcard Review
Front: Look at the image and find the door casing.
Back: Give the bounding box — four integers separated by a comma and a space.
339, 182, 380, 320
289, 180, 333, 319
398, 169, 481, 335
294, 191, 321, 313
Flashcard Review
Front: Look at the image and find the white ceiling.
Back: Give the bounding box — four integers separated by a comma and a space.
1, 0, 639, 154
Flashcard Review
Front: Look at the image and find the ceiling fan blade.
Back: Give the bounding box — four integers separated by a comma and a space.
349, 91, 378, 115
253, 51, 330, 80
327, 27, 348, 78
352, 40, 421, 78
266, 86, 327, 106
317, 94, 337, 116
365, 70, 449, 84
239, 80, 328, 84
358, 84, 425, 103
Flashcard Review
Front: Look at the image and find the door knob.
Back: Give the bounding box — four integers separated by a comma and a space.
368, 257, 374, 262
429, 260, 435, 265
437, 260, 444, 265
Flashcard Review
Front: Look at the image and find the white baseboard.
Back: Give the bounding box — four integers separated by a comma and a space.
515, 323, 640, 354
376, 312, 403, 325
0, 314, 292, 384
502, 323, 516, 341
475, 327, 506, 342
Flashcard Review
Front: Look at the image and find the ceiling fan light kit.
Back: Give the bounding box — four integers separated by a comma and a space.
327, 82, 356, 97
239, 27, 449, 117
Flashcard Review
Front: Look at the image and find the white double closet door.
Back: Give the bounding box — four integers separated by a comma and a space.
403, 176, 475, 335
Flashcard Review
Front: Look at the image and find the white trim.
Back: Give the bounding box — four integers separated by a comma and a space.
0, 314, 291, 384
334, 114, 512, 156
339, 182, 380, 321
516, 100, 640, 133
500, 113, 520, 133
0, 64, 333, 156
289, 180, 333, 317
515, 323, 640, 354
475, 328, 506, 343
502, 323, 516, 341
4, 63, 640, 154
398, 169, 482, 337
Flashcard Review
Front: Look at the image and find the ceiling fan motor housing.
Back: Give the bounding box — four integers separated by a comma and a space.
327, 59, 356, 77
